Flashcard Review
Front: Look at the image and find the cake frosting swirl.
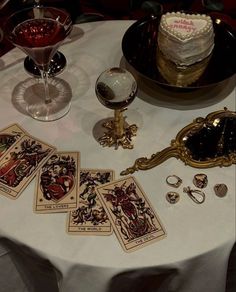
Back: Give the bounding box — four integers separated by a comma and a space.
158, 12, 215, 66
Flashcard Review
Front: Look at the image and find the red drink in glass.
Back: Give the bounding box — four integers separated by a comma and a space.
5, 6, 72, 121
12, 18, 66, 68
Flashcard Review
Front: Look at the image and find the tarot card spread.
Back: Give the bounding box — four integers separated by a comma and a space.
0, 134, 55, 199
96, 176, 166, 252
34, 152, 80, 213
67, 169, 114, 235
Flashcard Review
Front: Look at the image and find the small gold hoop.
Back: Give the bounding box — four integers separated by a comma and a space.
183, 186, 205, 204
166, 175, 182, 188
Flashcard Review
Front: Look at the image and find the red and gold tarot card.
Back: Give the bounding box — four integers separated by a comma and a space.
0, 134, 56, 199
67, 168, 114, 235
95, 176, 166, 252
0, 123, 28, 158
34, 152, 80, 213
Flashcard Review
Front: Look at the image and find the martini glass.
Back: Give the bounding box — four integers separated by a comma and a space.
23, 0, 67, 78
5, 6, 72, 121
95, 67, 138, 149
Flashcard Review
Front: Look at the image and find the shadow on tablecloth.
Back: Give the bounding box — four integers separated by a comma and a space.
0, 238, 60, 292
106, 267, 178, 292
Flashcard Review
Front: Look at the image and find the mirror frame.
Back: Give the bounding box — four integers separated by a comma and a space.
121, 108, 236, 175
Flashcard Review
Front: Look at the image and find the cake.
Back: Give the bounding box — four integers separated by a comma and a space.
156, 47, 212, 87
157, 12, 215, 86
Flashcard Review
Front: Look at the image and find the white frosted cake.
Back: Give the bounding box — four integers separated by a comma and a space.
158, 12, 215, 67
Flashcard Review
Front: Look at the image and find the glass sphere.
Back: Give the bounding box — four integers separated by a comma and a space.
95, 67, 137, 110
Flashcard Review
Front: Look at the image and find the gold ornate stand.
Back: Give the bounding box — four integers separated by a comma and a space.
99, 109, 138, 149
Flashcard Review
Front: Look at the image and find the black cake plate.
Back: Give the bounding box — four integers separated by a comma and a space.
122, 14, 236, 90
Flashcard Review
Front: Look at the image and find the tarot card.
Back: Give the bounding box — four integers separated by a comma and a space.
0, 124, 28, 158
96, 176, 166, 252
67, 168, 114, 235
0, 135, 55, 199
34, 152, 80, 213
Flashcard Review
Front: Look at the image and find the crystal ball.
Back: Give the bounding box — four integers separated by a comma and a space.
95, 67, 137, 110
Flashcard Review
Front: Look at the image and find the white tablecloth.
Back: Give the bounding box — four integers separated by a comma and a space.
0, 20, 235, 292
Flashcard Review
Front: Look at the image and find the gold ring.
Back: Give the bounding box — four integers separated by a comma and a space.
166, 175, 182, 188
214, 184, 228, 197
166, 191, 180, 204
193, 173, 208, 189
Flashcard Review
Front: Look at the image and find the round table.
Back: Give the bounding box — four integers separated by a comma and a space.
0, 20, 235, 292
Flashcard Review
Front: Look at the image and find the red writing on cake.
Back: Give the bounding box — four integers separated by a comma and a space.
169, 19, 197, 33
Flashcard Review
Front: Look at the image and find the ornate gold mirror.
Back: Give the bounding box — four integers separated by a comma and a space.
121, 108, 236, 175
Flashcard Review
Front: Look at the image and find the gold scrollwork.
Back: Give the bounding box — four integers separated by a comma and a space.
121, 108, 236, 175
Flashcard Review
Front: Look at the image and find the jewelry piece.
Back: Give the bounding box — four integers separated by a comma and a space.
183, 186, 205, 204
193, 173, 208, 189
166, 192, 180, 204
166, 175, 182, 188
214, 184, 228, 197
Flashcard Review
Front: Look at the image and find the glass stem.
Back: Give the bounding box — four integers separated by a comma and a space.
40, 66, 51, 104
